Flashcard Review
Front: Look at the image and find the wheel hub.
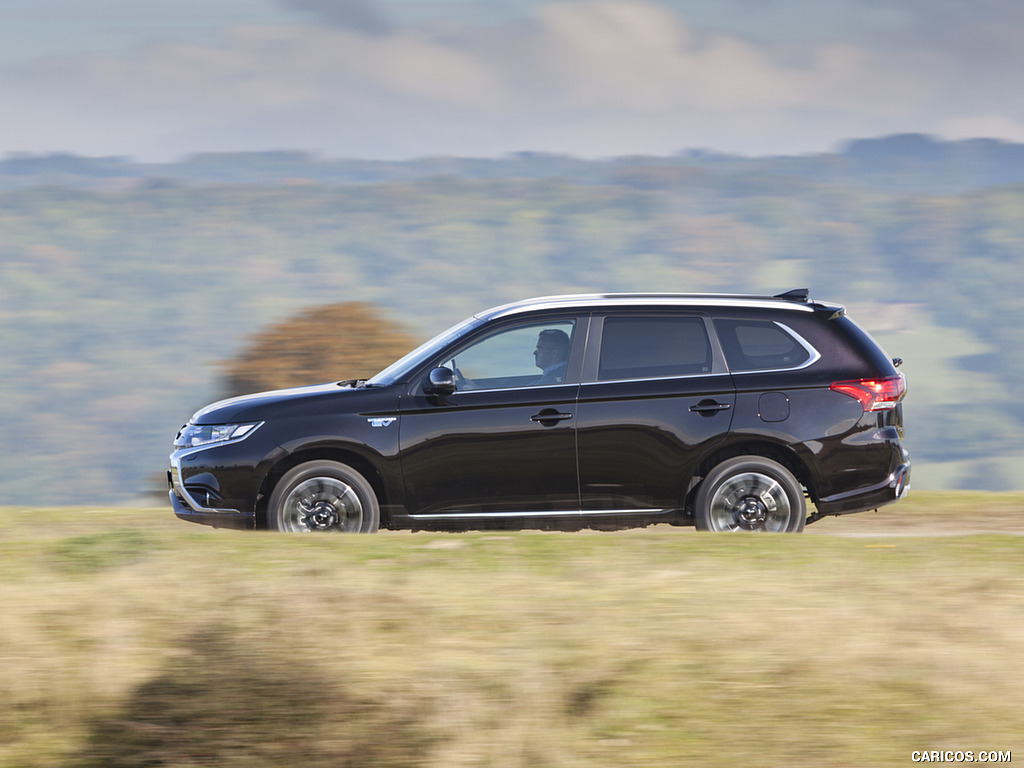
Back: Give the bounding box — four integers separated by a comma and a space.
299, 499, 341, 531
736, 496, 768, 528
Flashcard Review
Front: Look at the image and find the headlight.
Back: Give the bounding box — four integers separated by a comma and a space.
175, 422, 262, 448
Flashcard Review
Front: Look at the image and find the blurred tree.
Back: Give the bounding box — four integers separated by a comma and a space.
222, 302, 418, 397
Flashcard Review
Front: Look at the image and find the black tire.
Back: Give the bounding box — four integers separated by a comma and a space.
267, 460, 380, 533
694, 456, 806, 533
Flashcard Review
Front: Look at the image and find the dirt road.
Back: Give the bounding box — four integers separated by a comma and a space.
805, 492, 1023, 536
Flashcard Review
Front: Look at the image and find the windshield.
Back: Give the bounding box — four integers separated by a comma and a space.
365, 314, 483, 387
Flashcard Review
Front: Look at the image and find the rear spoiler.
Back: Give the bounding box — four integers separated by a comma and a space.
774, 288, 810, 303
774, 288, 845, 320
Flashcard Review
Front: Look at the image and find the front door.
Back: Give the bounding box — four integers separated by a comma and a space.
398, 317, 583, 523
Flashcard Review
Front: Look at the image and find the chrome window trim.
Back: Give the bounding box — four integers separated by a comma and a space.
725, 321, 821, 375
579, 371, 733, 387
436, 317, 820, 390
450, 381, 580, 395
450, 370, 734, 392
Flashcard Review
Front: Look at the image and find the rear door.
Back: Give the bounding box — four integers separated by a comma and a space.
574, 312, 735, 515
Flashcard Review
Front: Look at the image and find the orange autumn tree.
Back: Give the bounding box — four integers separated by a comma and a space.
223, 302, 419, 397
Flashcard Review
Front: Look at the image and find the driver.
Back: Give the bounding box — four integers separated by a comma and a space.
532, 328, 570, 385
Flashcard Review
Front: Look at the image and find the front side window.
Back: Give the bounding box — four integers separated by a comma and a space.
441, 320, 576, 390
598, 316, 712, 381
714, 318, 814, 372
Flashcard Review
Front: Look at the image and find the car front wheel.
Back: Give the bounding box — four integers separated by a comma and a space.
267, 460, 380, 533
695, 456, 806, 533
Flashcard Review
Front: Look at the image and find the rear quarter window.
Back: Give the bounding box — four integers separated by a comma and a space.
714, 318, 813, 372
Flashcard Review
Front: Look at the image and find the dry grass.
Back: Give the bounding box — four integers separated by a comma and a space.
0, 494, 1021, 767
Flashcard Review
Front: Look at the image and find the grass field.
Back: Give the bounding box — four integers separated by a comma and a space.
0, 493, 1021, 767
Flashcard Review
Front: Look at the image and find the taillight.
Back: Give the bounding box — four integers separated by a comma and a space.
830, 375, 906, 411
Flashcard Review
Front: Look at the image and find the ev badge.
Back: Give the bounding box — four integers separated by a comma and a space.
367, 417, 397, 428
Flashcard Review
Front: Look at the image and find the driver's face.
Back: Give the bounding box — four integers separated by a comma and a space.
534, 338, 559, 370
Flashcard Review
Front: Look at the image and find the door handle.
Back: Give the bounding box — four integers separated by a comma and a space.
531, 409, 573, 426
689, 399, 731, 416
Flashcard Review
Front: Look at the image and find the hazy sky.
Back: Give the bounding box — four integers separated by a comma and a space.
2, 0, 1023, 160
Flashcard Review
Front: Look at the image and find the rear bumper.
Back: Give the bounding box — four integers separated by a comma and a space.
813, 459, 911, 519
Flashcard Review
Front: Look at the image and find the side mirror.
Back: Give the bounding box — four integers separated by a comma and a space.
425, 367, 457, 396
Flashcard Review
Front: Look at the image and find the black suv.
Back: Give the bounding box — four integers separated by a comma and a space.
169, 290, 909, 533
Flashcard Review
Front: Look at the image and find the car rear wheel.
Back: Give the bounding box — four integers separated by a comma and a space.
268, 460, 380, 533
695, 456, 806, 533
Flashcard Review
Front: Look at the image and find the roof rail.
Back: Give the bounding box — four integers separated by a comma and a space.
774, 288, 810, 303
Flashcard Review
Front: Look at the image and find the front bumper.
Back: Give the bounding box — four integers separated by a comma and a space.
167, 458, 256, 529
167, 428, 275, 529
168, 487, 255, 529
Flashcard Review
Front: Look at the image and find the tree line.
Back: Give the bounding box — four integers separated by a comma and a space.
1, 143, 1023, 503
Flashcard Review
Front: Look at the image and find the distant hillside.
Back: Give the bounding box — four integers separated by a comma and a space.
1, 135, 1022, 504
6, 134, 1024, 193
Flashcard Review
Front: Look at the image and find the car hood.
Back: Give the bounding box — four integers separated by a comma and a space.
191, 380, 367, 424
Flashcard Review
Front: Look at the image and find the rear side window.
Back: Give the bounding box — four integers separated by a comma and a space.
598, 316, 711, 381
714, 318, 812, 372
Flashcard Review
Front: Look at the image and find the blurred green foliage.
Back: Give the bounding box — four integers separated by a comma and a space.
51, 529, 151, 574
2, 141, 1023, 504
